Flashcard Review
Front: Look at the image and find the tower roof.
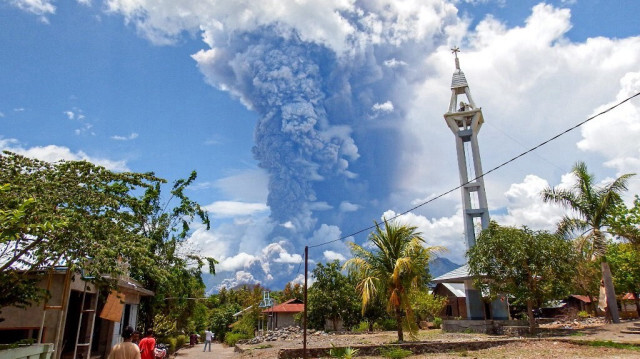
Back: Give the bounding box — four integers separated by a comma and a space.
450, 46, 468, 89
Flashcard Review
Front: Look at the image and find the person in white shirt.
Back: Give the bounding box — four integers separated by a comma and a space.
203, 329, 214, 352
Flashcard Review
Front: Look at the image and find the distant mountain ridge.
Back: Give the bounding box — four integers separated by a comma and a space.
429, 257, 461, 278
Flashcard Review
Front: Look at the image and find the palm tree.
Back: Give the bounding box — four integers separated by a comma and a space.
343, 219, 442, 342
542, 161, 635, 323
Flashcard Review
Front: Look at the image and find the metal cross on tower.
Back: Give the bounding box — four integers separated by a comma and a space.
443, 48, 509, 320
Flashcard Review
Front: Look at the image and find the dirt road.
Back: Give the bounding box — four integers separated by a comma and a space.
175, 342, 237, 359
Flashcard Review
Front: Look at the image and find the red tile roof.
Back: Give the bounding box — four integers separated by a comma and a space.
262, 298, 304, 313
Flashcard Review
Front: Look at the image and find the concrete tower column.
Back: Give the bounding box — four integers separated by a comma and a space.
443, 48, 509, 320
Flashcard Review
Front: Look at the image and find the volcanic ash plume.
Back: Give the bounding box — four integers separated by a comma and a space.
194, 32, 360, 232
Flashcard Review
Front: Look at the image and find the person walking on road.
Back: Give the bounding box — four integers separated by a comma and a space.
138, 329, 156, 359
203, 328, 214, 352
108, 326, 140, 359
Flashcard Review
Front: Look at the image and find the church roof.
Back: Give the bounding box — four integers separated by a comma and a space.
432, 264, 472, 283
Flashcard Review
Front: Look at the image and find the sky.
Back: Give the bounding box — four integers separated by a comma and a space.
2, 0, 640, 292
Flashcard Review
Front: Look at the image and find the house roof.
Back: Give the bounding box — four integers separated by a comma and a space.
233, 305, 253, 317
569, 294, 592, 303
262, 298, 304, 313
622, 293, 637, 301
432, 264, 472, 283
440, 283, 466, 298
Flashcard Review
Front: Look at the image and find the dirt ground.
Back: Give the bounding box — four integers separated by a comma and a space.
236, 319, 640, 358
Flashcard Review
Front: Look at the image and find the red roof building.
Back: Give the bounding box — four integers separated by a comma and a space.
262, 298, 304, 329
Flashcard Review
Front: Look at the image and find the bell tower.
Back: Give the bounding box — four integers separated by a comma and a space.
444, 48, 508, 320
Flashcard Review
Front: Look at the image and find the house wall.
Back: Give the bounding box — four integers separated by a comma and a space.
274, 313, 297, 329
0, 273, 71, 345
434, 286, 467, 319
1, 272, 147, 359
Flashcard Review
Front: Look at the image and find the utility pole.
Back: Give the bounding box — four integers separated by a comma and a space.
303, 246, 308, 359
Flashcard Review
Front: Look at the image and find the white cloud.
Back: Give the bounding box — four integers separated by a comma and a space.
577, 71, 640, 196
219, 271, 260, 289
0, 137, 129, 171
203, 201, 269, 217
339, 201, 359, 212
9, 0, 55, 17
383, 58, 407, 68
262, 242, 302, 264
213, 169, 269, 203
111, 132, 139, 141
281, 221, 295, 229
381, 172, 577, 263
64, 111, 75, 120
398, 2, 640, 214
372, 101, 394, 113
74, 123, 94, 136
217, 252, 257, 272
106, 0, 459, 54
323, 250, 346, 262
290, 273, 306, 286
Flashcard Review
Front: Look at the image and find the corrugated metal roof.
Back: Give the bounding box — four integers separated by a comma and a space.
442, 283, 466, 298
432, 264, 472, 283
622, 293, 636, 301
262, 298, 304, 313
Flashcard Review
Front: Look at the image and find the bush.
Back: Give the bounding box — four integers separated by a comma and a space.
379, 346, 412, 358
166, 337, 177, 353
330, 345, 359, 359
351, 321, 369, 333
176, 335, 187, 349
577, 311, 590, 319
224, 332, 252, 347
432, 317, 442, 329
377, 318, 397, 331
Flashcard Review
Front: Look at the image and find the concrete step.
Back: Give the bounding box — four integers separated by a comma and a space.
625, 326, 640, 332
633, 322, 640, 327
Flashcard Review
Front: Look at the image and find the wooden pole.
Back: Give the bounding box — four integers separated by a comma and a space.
303, 246, 308, 359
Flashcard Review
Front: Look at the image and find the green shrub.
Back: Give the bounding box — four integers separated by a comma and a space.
432, 317, 442, 329
377, 318, 397, 331
577, 311, 590, 319
166, 337, 177, 353
176, 335, 187, 348
224, 332, 252, 346
351, 321, 369, 333
379, 346, 412, 358
330, 345, 359, 359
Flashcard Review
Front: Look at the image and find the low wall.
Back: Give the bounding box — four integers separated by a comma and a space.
0, 345, 54, 359
277, 339, 528, 359
442, 320, 528, 335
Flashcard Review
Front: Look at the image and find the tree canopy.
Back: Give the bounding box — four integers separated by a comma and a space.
0, 151, 159, 310
468, 221, 576, 332
307, 260, 361, 331
344, 219, 440, 342
542, 161, 635, 323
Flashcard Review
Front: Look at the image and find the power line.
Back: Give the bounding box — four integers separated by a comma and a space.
308, 91, 640, 249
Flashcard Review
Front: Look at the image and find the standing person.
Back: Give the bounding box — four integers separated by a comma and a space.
108, 326, 140, 359
131, 331, 141, 346
203, 328, 213, 352
138, 329, 156, 359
